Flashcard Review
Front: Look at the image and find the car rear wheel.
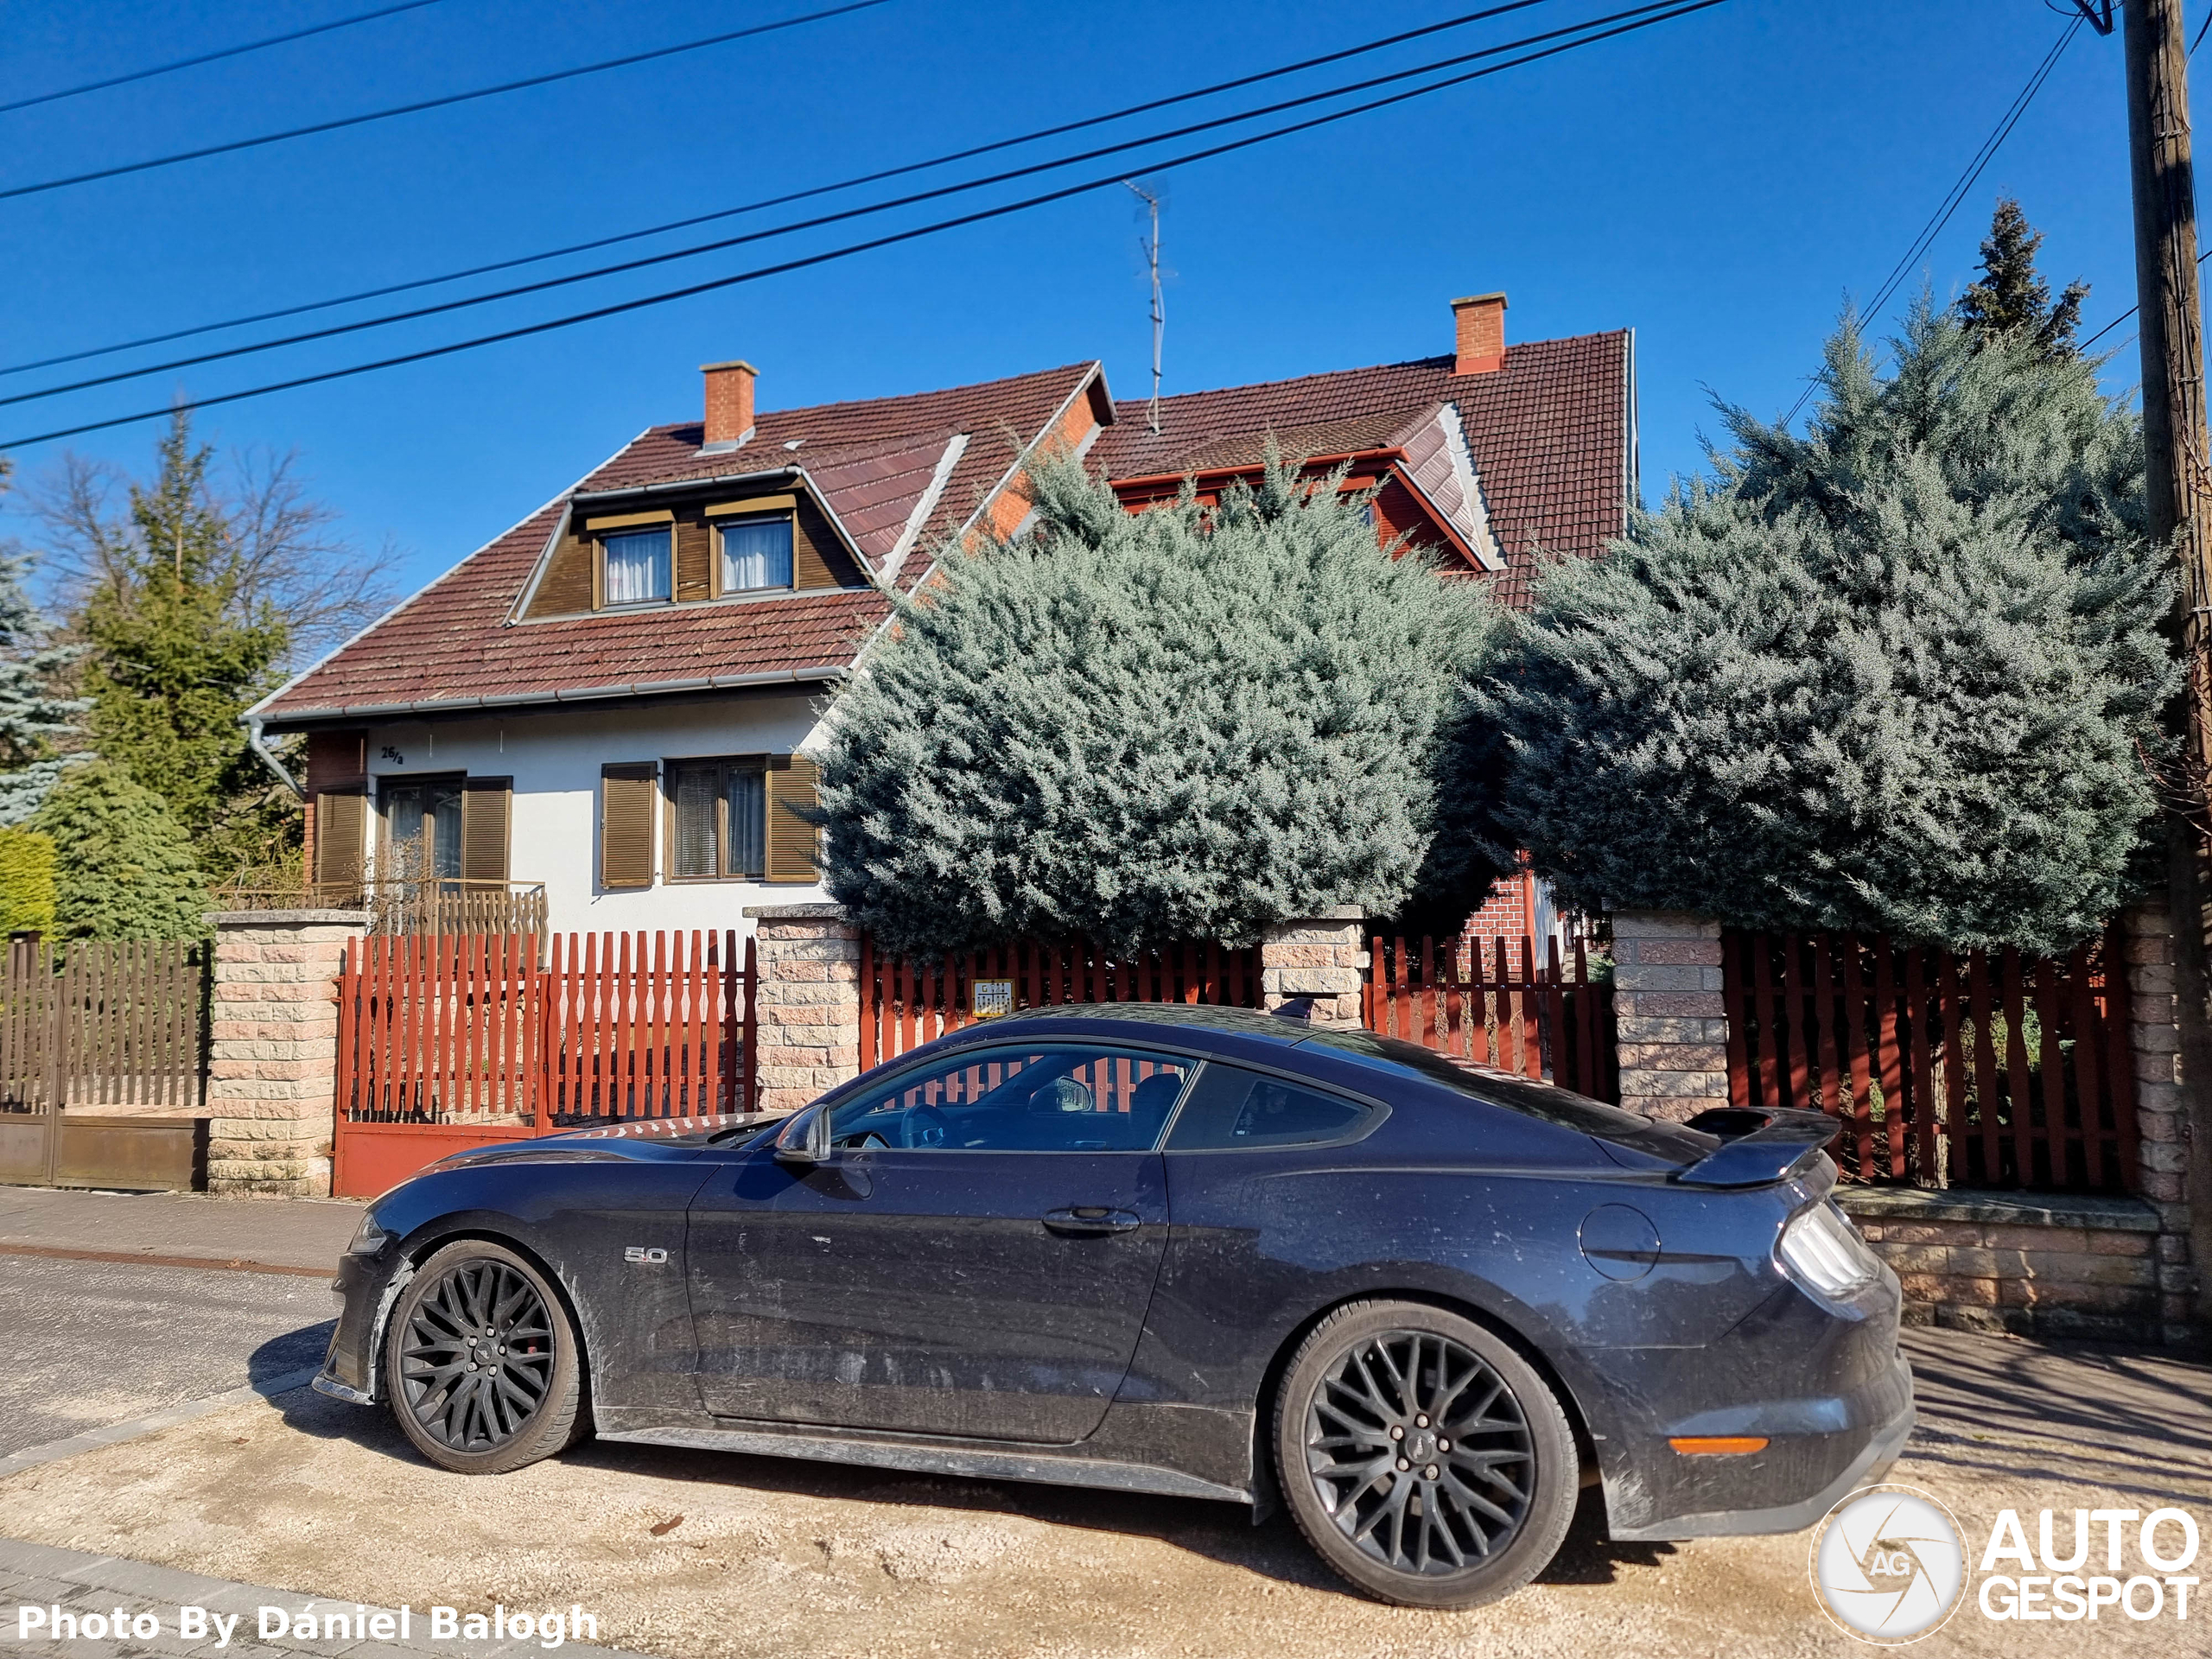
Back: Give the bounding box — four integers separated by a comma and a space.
1274, 1300, 1577, 1608
385, 1240, 583, 1475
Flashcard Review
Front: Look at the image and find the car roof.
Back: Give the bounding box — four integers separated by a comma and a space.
982, 1003, 1315, 1046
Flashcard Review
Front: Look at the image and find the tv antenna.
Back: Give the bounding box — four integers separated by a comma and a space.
1124, 180, 1164, 435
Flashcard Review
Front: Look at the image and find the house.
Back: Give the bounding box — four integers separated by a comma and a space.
247, 291, 1636, 944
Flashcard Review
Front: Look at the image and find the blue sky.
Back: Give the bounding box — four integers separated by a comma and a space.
0, 0, 2156, 600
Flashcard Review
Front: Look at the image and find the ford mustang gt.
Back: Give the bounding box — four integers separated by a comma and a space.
316, 1005, 1911, 1608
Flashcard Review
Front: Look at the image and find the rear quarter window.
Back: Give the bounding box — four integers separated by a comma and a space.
1293, 1027, 1664, 1139
1166, 1062, 1378, 1151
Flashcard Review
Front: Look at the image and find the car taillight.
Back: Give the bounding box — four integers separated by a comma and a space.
1777, 1201, 1880, 1298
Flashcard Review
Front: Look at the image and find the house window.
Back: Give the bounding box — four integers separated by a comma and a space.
601, 526, 671, 606
668, 758, 768, 880
381, 776, 464, 880
718, 514, 793, 593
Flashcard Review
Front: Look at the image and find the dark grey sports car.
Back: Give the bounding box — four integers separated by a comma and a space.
316, 1005, 1911, 1608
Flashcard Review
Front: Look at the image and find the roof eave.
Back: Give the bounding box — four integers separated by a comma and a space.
257, 663, 851, 733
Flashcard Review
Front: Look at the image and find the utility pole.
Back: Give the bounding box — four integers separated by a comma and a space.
2114, 0, 2212, 1327
1124, 181, 1165, 435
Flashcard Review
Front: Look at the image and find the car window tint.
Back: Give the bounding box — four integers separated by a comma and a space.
826, 1045, 1192, 1153
1294, 1027, 1657, 1136
1166, 1063, 1373, 1151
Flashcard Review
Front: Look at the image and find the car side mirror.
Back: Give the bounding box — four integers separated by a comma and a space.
772, 1103, 831, 1166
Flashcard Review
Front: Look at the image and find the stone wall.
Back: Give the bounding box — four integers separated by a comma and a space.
1609, 911, 1727, 1122
2120, 899, 2199, 1344
203, 910, 364, 1198
744, 904, 861, 1113
1258, 910, 1365, 1025
1839, 1188, 2164, 1342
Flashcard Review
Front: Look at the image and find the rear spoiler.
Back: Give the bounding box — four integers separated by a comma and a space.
1675, 1107, 1837, 1188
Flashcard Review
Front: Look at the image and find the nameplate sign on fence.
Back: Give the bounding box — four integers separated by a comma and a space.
970, 980, 1014, 1020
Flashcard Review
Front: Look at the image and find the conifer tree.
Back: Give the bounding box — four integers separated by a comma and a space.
29, 762, 207, 940
77, 412, 289, 875
1957, 198, 2089, 362
818, 451, 1502, 958
1477, 303, 2173, 955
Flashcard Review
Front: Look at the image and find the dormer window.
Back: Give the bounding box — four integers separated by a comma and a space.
719, 513, 794, 593
600, 524, 671, 607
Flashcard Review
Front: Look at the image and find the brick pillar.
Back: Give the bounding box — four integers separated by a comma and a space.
744, 904, 861, 1113
2123, 897, 2200, 1344
203, 909, 365, 1198
1259, 909, 1366, 1024
1610, 911, 1728, 1122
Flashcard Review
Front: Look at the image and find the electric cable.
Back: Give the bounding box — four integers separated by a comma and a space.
1783, 14, 2080, 425
0, 0, 895, 204
0, 0, 1727, 450
0, 0, 1706, 412
0, 1, 444, 117
0, 0, 1565, 380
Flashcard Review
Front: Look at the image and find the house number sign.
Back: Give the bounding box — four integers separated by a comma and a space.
970, 979, 1014, 1020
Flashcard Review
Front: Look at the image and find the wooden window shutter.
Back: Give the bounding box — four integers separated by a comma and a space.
314, 788, 366, 887
601, 764, 658, 889
764, 753, 822, 882
460, 777, 512, 883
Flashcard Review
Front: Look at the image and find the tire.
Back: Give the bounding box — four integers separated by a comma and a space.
384, 1240, 584, 1475
1273, 1300, 1577, 1609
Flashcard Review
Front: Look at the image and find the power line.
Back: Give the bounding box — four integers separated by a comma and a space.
0, 1, 444, 117
1783, 15, 2080, 425
0, 0, 1565, 381
0, 0, 1727, 451
2080, 243, 2212, 350
0, 0, 895, 205
0, 0, 1697, 411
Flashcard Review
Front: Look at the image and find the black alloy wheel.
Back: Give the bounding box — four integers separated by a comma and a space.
1276, 1300, 1578, 1609
385, 1240, 584, 1474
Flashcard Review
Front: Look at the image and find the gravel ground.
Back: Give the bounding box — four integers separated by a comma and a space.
0, 1255, 337, 1455
0, 1328, 2203, 1658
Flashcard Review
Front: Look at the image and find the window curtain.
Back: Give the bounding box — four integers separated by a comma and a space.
720, 517, 793, 591
603, 528, 670, 604
727, 768, 766, 876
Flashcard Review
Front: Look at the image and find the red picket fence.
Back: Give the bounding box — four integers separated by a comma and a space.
1363, 933, 1618, 1103
332, 930, 756, 1197
1720, 929, 2137, 1193
861, 938, 1264, 1067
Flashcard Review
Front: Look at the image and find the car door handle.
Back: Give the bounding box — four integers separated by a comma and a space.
1040, 1206, 1141, 1236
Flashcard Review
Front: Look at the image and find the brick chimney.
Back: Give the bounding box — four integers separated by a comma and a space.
1451, 293, 1507, 375
701, 359, 758, 449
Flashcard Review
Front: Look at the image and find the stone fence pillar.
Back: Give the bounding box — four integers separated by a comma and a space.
203, 909, 365, 1198
1609, 910, 1728, 1122
1258, 909, 1366, 1024
744, 904, 861, 1113
2122, 899, 2200, 1345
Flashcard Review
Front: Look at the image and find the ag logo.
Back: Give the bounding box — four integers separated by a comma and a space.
1809, 1484, 1966, 1644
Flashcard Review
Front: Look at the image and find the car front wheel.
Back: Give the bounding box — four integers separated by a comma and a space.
1274, 1300, 1577, 1608
385, 1240, 584, 1474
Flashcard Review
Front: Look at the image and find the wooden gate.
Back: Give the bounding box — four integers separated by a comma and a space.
1720, 928, 2137, 1192
332, 930, 756, 1198
861, 938, 1265, 1067
1363, 932, 1618, 1103
0, 938, 209, 1190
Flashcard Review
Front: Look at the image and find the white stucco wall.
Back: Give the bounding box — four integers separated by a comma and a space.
348, 692, 831, 938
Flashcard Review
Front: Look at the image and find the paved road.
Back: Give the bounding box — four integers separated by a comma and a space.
0, 1254, 337, 1456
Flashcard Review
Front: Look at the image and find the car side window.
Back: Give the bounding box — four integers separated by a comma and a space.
1165, 1062, 1375, 1151
826, 1044, 1193, 1153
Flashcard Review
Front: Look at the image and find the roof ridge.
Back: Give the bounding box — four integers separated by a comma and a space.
639, 359, 1098, 438
1109, 329, 1630, 411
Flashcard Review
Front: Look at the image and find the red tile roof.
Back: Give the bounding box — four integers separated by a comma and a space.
259, 365, 1096, 722
1090, 331, 1632, 608
257, 332, 1630, 725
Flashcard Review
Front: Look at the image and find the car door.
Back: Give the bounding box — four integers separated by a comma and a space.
686, 1039, 1196, 1444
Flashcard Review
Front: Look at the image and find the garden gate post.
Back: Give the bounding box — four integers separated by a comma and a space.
1259, 908, 1366, 1025
743, 904, 862, 1114
2123, 898, 2203, 1344
1611, 911, 1729, 1123
203, 908, 366, 1198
